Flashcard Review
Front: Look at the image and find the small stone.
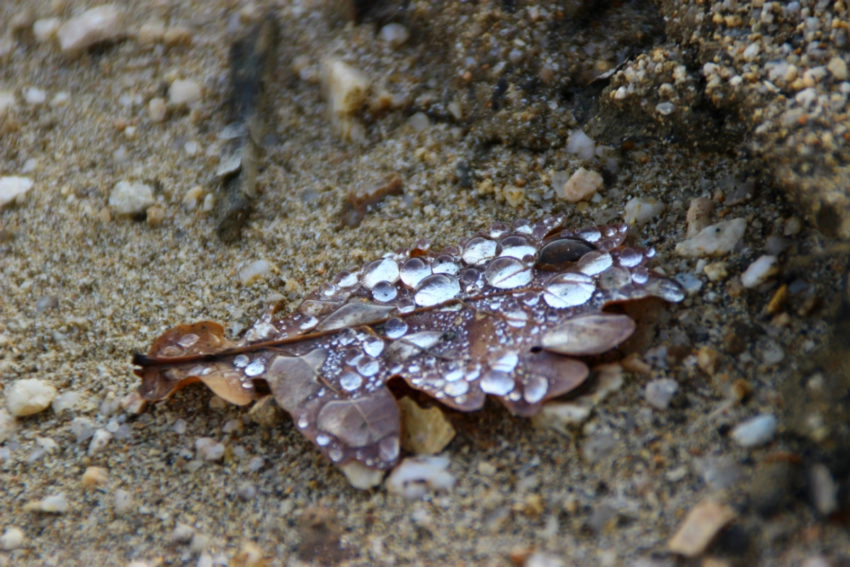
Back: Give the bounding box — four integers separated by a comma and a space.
558, 167, 603, 202
5, 378, 56, 416
163, 26, 193, 46
24, 493, 69, 514
685, 197, 715, 237
120, 391, 146, 415
170, 523, 194, 544
532, 401, 592, 433
668, 500, 736, 557
147, 97, 167, 122
809, 463, 838, 516
0, 410, 15, 442
645, 379, 678, 410
136, 20, 165, 45
566, 129, 596, 161
675, 218, 747, 257
109, 181, 155, 215
378, 23, 410, 49
0, 91, 16, 116
828, 57, 848, 81
113, 489, 134, 515
0, 176, 33, 209
386, 455, 455, 499
339, 461, 385, 490
0, 526, 25, 550
57, 5, 125, 54
51, 391, 81, 413
70, 417, 95, 443
321, 57, 370, 116
82, 466, 109, 489
236, 481, 257, 501
398, 397, 456, 455
195, 437, 225, 461
231, 542, 265, 567
168, 79, 202, 107
703, 261, 728, 282
730, 413, 777, 448
239, 259, 273, 285
740, 255, 778, 288
88, 428, 113, 455
623, 197, 665, 226
146, 205, 166, 226
33, 18, 61, 43
526, 552, 566, 567
22, 86, 47, 105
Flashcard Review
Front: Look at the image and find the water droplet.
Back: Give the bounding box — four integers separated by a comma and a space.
322, 284, 338, 297
337, 328, 357, 346
361, 257, 399, 289
536, 238, 595, 271
597, 266, 632, 290
297, 416, 309, 429
481, 370, 515, 395
493, 353, 519, 373
328, 447, 343, 462
233, 355, 249, 368
372, 281, 398, 302
499, 235, 536, 259
177, 333, 199, 348
299, 316, 318, 330
397, 297, 415, 313
645, 277, 686, 303
400, 257, 431, 288
244, 360, 266, 377
385, 318, 408, 339
363, 336, 385, 357
415, 274, 461, 307
316, 434, 331, 446
356, 356, 380, 377
432, 255, 460, 275
335, 271, 359, 288
489, 222, 508, 238
631, 268, 650, 285
242, 381, 254, 390
459, 267, 481, 287
523, 375, 548, 404
404, 331, 442, 350
577, 251, 613, 276
379, 436, 399, 462
339, 371, 363, 391
504, 309, 529, 328
617, 248, 643, 268
543, 273, 596, 308
462, 237, 498, 265
445, 380, 469, 397
577, 228, 602, 242
484, 257, 533, 289
513, 219, 533, 234
603, 226, 618, 238
445, 369, 464, 382
646, 248, 656, 259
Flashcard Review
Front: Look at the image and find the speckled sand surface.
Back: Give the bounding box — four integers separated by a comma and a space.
1, 1, 849, 565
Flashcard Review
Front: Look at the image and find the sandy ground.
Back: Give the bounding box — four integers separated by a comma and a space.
1, 1, 849, 565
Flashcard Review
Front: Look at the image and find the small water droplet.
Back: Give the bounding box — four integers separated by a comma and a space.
297, 416, 309, 429
523, 375, 548, 404
316, 434, 331, 446
356, 357, 380, 377
597, 266, 632, 290
233, 355, 249, 368
379, 436, 399, 462
445, 369, 464, 382
481, 370, 515, 396
339, 371, 363, 391
489, 222, 508, 238
484, 257, 533, 289
244, 360, 266, 377
513, 219, 533, 234
577, 228, 601, 242
400, 257, 431, 288
335, 271, 359, 288
363, 336, 385, 357
177, 333, 199, 348
337, 328, 357, 346
372, 281, 398, 302
322, 284, 338, 297
404, 331, 442, 350
462, 237, 498, 265
445, 380, 469, 397
577, 251, 613, 276
646, 277, 686, 303
499, 235, 536, 259
617, 248, 643, 268
385, 318, 408, 339
432, 255, 461, 275
493, 353, 519, 373
328, 447, 343, 462
299, 316, 318, 330
543, 273, 596, 308
415, 274, 461, 307
631, 268, 650, 285
361, 257, 399, 289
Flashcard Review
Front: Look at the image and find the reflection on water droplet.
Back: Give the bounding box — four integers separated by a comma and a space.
361, 258, 399, 289
245, 360, 266, 377
481, 370, 515, 395
335, 271, 359, 288
400, 257, 431, 288
356, 356, 380, 377
499, 235, 536, 259
233, 355, 249, 368
462, 237, 498, 265
340, 371, 363, 391
523, 375, 548, 404
299, 316, 318, 330
177, 333, 199, 348
328, 447, 343, 462
646, 277, 686, 302
363, 336, 385, 357
484, 257, 533, 289
385, 318, 408, 339
617, 248, 643, 268
445, 380, 469, 396
379, 436, 399, 462
631, 268, 650, 285
445, 369, 464, 382
543, 273, 596, 308
372, 281, 398, 302
298, 416, 309, 429
433, 255, 460, 275
415, 274, 461, 306
316, 434, 330, 446
513, 219, 533, 234
597, 266, 632, 290
577, 250, 613, 275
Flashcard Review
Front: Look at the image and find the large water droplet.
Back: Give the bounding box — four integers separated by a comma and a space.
499, 235, 536, 260
616, 248, 644, 268
233, 355, 249, 368
597, 266, 632, 290
536, 238, 595, 271
631, 267, 650, 285
363, 336, 385, 357
372, 281, 398, 302
356, 356, 380, 377
484, 257, 533, 289
403, 331, 442, 350
339, 371, 363, 391
379, 436, 399, 462
481, 370, 515, 396
415, 274, 461, 307
384, 318, 408, 339
444, 380, 469, 397
244, 359, 266, 377
177, 333, 199, 348
523, 375, 548, 404
361, 257, 399, 289
543, 273, 596, 308
577, 250, 613, 275
577, 228, 602, 242
432, 255, 460, 275
335, 271, 359, 288
645, 277, 686, 303
400, 257, 431, 288
462, 237, 498, 265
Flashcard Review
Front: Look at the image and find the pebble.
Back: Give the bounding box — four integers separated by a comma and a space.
378, 23, 410, 49
168, 79, 203, 107
623, 197, 665, 226
0, 526, 25, 551
808, 463, 838, 516
730, 413, 777, 448
0, 410, 14, 442
703, 261, 729, 282
531, 402, 592, 434
5, 378, 57, 416
57, 5, 125, 54
827, 57, 847, 81
22, 86, 47, 105
675, 218, 747, 257
0, 91, 16, 116
740, 255, 778, 288
24, 493, 69, 514
147, 97, 167, 122
238, 259, 273, 285
70, 417, 95, 443
526, 552, 566, 567
109, 181, 155, 215
136, 20, 165, 45
685, 197, 715, 237
82, 466, 109, 489
386, 455, 456, 499
114, 489, 134, 515
668, 500, 736, 557
398, 397, 456, 455
170, 523, 195, 544
321, 58, 370, 116
0, 176, 33, 209
558, 167, 603, 202
195, 437, 225, 461
33, 18, 61, 43
566, 129, 596, 161
232, 542, 265, 567
339, 461, 385, 489
645, 379, 679, 410
51, 391, 81, 413
236, 481, 257, 501
88, 428, 112, 456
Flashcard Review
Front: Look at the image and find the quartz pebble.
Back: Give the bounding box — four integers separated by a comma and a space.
623, 197, 665, 226
740, 255, 778, 288
33, 18, 61, 43
0, 91, 16, 116
113, 489, 134, 515
0, 410, 14, 442
109, 181, 155, 215
82, 466, 109, 489
71, 417, 95, 443
378, 23, 410, 49
386, 455, 455, 499
558, 167, 603, 202
170, 523, 194, 544
23, 86, 47, 105
168, 79, 202, 107
147, 97, 167, 122
238, 259, 273, 285
88, 428, 112, 455
808, 464, 838, 516
57, 5, 124, 54
195, 437, 225, 461
24, 493, 69, 514
668, 500, 736, 557
730, 413, 777, 448
320, 57, 370, 140
685, 197, 715, 237
675, 218, 746, 257
0, 526, 25, 551
51, 391, 81, 413
5, 378, 56, 416
398, 397, 456, 455
645, 379, 678, 410
339, 461, 384, 490
0, 176, 33, 209
566, 129, 596, 161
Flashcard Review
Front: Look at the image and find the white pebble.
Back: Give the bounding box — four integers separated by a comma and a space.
168, 79, 203, 107
170, 523, 195, 543
321, 58, 370, 116
33, 18, 61, 43
828, 56, 848, 81
71, 417, 95, 443
645, 379, 679, 410
239, 259, 273, 285
386, 455, 456, 499
5, 379, 56, 416
57, 5, 125, 54
623, 197, 665, 225
740, 255, 778, 288
0, 91, 16, 116
51, 391, 81, 413
339, 461, 385, 490
0, 410, 15, 443
147, 97, 167, 122
730, 413, 777, 448
113, 489, 134, 515
25, 493, 69, 514
88, 428, 113, 455
675, 218, 746, 257
558, 167, 603, 203
378, 23, 410, 49
0, 176, 33, 209
0, 526, 25, 550
566, 129, 596, 161
195, 437, 225, 461
531, 402, 592, 434
809, 463, 838, 516
109, 180, 154, 215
